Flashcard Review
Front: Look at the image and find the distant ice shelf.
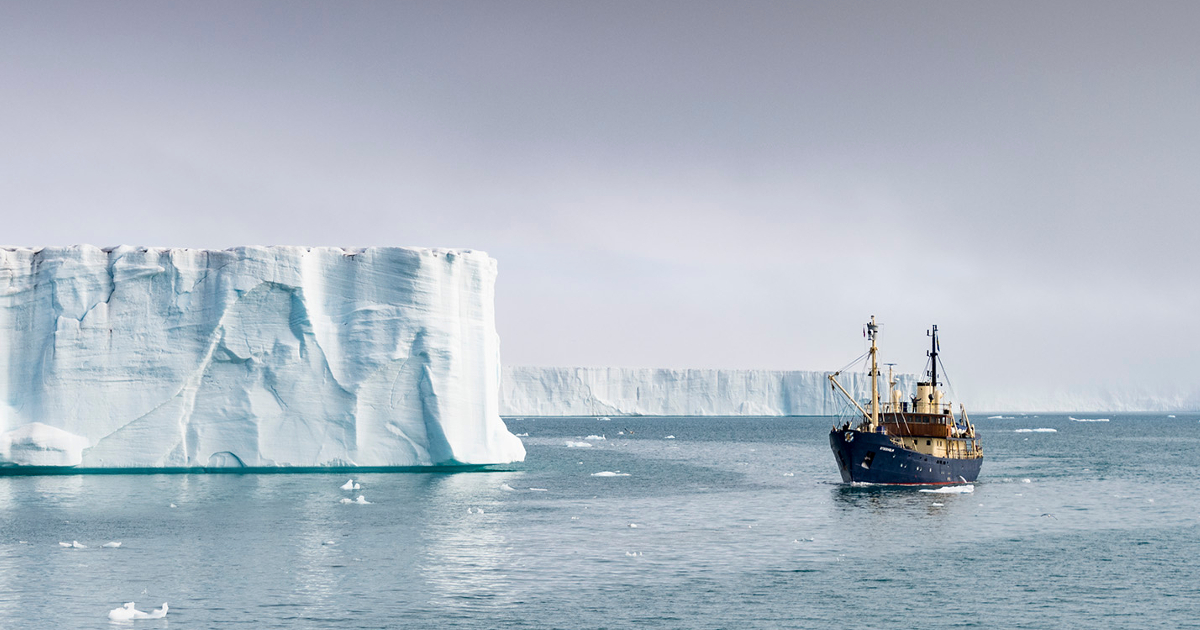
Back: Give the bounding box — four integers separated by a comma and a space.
499, 366, 918, 417
499, 367, 1199, 415
0, 245, 525, 469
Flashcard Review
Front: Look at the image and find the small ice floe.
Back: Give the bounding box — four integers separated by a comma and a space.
782, 472, 795, 477
500, 483, 516, 491
1069, 416, 1109, 422
354, 495, 371, 505
931, 502, 944, 507
168, 504, 177, 508
591, 471, 630, 477
598, 417, 611, 422
565, 441, 592, 448
515, 432, 530, 437
107, 602, 168, 621
59, 540, 87, 549
339, 498, 353, 504
528, 487, 548, 492
584, 435, 606, 441
664, 435, 676, 439
340, 479, 361, 491
628, 523, 638, 528
1014, 428, 1057, 433
102, 542, 122, 549
919, 485, 974, 494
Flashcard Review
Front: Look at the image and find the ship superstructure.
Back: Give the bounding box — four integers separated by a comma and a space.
828, 317, 983, 484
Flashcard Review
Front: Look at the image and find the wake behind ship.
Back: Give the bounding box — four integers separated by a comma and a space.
828, 317, 983, 485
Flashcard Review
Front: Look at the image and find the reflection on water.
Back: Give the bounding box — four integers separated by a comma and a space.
419, 472, 521, 612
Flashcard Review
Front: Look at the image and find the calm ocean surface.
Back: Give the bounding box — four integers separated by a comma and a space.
1, 414, 1197, 629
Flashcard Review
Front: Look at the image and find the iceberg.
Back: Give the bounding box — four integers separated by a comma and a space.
500, 367, 1200, 415
0, 245, 525, 469
500, 366, 916, 416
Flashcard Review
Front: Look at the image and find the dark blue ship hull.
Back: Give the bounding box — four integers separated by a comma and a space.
829, 428, 982, 485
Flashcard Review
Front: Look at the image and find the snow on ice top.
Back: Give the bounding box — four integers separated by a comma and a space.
0, 245, 525, 468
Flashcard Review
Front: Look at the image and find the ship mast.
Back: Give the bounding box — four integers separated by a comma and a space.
929, 324, 939, 390
868, 316, 880, 429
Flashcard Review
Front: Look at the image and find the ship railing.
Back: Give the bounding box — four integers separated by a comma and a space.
878, 402, 956, 417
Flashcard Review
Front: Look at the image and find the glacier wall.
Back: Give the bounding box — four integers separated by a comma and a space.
499, 366, 918, 417
500, 367, 1200, 415
0, 245, 525, 469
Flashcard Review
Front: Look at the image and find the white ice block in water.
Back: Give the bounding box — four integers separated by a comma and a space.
107, 602, 168, 621
0, 246, 525, 469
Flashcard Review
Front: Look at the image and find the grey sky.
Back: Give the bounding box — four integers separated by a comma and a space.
2, 1, 1197, 407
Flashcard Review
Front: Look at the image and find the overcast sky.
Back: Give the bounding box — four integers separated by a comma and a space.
2, 1, 1197, 407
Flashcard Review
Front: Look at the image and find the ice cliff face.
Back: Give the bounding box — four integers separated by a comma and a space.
0, 245, 525, 468
500, 366, 918, 417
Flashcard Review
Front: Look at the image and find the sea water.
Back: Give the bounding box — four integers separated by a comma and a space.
0, 414, 1196, 628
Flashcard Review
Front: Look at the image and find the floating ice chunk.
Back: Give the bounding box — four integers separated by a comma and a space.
107, 602, 168, 621
664, 435, 676, 439
584, 435, 606, 441
1014, 428, 1057, 433
340, 479, 361, 491
169, 504, 177, 508
515, 433, 529, 437
920, 485, 974, 494
598, 417, 611, 421
528, 487, 548, 492
354, 495, 371, 505
339, 498, 353, 504
500, 483, 516, 491
565, 441, 592, 448
102, 542, 122, 548
591, 471, 630, 477
1069, 417, 1109, 422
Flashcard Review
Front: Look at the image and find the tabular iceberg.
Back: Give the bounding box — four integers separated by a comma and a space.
500, 366, 918, 417
0, 245, 525, 469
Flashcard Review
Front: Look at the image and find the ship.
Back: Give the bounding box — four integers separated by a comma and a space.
828, 317, 983, 485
